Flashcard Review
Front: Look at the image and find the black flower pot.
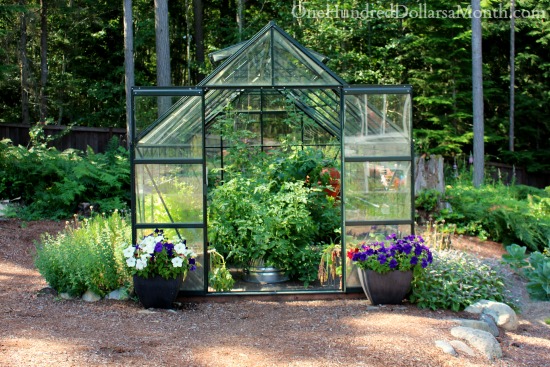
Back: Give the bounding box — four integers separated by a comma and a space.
133, 274, 183, 309
358, 269, 413, 305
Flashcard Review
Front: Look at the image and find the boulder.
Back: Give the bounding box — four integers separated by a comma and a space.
82, 290, 102, 302
448, 340, 476, 357
435, 340, 457, 356
450, 326, 502, 360
453, 318, 499, 337
465, 300, 518, 331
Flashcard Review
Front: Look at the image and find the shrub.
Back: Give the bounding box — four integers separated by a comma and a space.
502, 244, 550, 301
0, 136, 130, 220
409, 250, 512, 311
35, 210, 131, 297
442, 181, 550, 252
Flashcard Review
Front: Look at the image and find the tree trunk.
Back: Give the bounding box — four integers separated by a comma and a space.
124, 0, 135, 148
154, 0, 171, 116
509, 0, 515, 152
18, 1, 30, 125
471, 0, 484, 188
39, 0, 48, 123
237, 0, 244, 42
193, 0, 205, 82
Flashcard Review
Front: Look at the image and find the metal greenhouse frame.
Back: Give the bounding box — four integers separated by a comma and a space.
130, 21, 414, 296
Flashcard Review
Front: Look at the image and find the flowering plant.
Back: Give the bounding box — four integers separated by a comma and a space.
348, 234, 433, 275
122, 229, 198, 280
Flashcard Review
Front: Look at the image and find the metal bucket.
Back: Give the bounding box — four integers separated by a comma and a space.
244, 259, 289, 283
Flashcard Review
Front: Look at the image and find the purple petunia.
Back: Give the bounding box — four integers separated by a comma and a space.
348, 233, 432, 273
154, 242, 164, 253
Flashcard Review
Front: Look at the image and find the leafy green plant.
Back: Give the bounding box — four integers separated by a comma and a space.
0, 136, 130, 220
410, 250, 511, 311
35, 210, 131, 297
503, 244, 550, 301
207, 247, 235, 292
442, 181, 550, 252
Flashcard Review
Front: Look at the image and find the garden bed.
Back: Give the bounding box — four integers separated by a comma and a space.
0, 218, 549, 367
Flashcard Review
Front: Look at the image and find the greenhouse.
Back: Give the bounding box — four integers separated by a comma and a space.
130, 21, 413, 296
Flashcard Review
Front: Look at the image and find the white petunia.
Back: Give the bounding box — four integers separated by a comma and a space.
140, 253, 151, 262
144, 242, 156, 254
174, 242, 186, 255
126, 257, 137, 267
135, 258, 147, 270
171, 257, 184, 267
154, 235, 164, 243
123, 245, 135, 258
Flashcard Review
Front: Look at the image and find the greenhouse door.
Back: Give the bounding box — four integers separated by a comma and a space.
131, 87, 207, 294
343, 86, 414, 291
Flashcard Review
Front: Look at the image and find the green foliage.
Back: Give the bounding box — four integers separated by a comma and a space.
207, 247, 235, 292
442, 180, 550, 252
208, 109, 341, 286
35, 211, 131, 297
410, 250, 511, 311
0, 136, 130, 220
502, 244, 550, 301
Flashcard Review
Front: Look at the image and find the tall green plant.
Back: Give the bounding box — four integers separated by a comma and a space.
35, 211, 131, 297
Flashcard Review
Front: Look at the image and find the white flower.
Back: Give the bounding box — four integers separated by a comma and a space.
135, 258, 147, 270
126, 257, 137, 267
144, 241, 156, 254
174, 242, 187, 255
140, 253, 151, 263
154, 235, 164, 243
123, 245, 135, 258
171, 257, 184, 267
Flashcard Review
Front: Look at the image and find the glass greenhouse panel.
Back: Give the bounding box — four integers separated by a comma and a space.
344, 224, 413, 288
205, 31, 272, 86
344, 93, 411, 157
135, 164, 204, 224
344, 161, 411, 221
136, 95, 203, 159
136, 227, 205, 291
272, 31, 341, 86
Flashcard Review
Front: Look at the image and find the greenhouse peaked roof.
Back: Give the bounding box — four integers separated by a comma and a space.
200, 21, 346, 87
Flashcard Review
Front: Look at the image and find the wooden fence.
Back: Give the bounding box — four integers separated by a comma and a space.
0, 123, 127, 153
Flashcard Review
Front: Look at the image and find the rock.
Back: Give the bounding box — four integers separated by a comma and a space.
82, 290, 102, 302
106, 288, 129, 301
59, 292, 75, 300
480, 313, 500, 337
449, 340, 476, 357
37, 287, 57, 297
450, 326, 502, 360
465, 300, 518, 331
138, 309, 157, 314
453, 318, 499, 337
435, 340, 457, 356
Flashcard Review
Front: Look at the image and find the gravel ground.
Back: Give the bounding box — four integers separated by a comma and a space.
0, 218, 549, 367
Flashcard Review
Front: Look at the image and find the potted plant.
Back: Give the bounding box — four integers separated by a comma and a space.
348, 234, 433, 305
122, 229, 198, 308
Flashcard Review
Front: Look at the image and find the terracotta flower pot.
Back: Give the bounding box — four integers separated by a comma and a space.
358, 269, 413, 305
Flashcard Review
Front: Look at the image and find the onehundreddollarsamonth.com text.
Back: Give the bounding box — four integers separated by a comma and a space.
291, 3, 547, 20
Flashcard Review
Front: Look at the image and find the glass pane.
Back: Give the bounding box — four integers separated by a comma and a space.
205, 31, 272, 86
345, 161, 411, 221
344, 93, 411, 157
344, 224, 413, 288
136, 227, 204, 291
135, 95, 203, 159
135, 164, 203, 224
273, 31, 341, 86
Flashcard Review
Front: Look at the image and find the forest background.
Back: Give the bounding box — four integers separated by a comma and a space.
0, 0, 549, 174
